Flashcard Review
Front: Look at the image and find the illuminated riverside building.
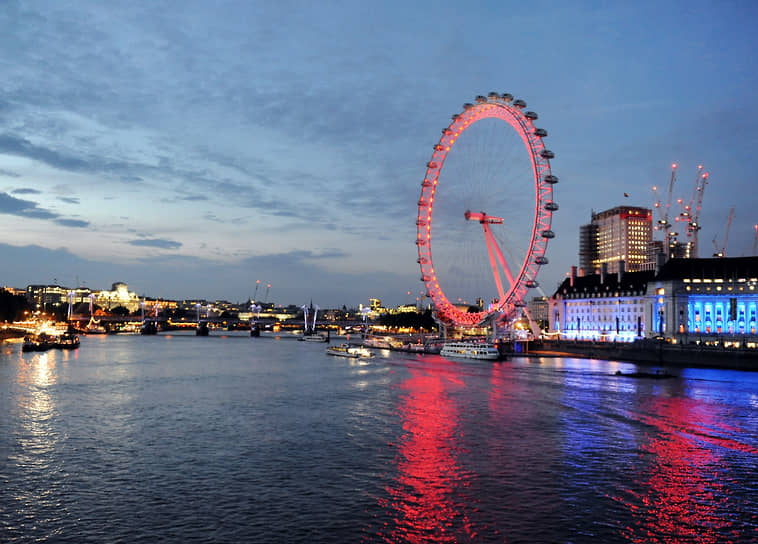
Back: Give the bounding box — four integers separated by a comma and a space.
549, 264, 651, 342
647, 257, 758, 341
27, 284, 92, 310
549, 257, 758, 343
579, 206, 653, 273
93, 282, 141, 312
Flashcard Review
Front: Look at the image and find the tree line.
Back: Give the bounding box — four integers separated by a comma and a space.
0, 290, 31, 322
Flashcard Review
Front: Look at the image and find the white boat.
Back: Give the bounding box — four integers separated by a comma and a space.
440, 341, 500, 360
301, 333, 328, 342
326, 343, 373, 358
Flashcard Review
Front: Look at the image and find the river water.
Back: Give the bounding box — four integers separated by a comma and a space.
1, 332, 757, 543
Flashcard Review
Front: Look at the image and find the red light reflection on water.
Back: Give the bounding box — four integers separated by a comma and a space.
378, 363, 475, 543
615, 396, 757, 543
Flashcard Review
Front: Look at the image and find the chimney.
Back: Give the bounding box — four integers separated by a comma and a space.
617, 260, 626, 282
570, 266, 576, 287
600, 262, 608, 284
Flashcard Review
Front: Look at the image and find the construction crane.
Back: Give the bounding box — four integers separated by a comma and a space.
712, 206, 735, 257
684, 167, 709, 258
658, 163, 678, 235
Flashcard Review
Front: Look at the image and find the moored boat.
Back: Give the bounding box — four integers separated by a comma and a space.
55, 333, 80, 349
22, 332, 80, 351
22, 334, 53, 352
440, 341, 501, 360
301, 333, 328, 342
326, 343, 372, 358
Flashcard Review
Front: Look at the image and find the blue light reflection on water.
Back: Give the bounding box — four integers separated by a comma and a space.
1, 334, 757, 542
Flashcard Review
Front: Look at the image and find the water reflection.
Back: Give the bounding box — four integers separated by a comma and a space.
12, 350, 60, 458
618, 395, 757, 542
381, 361, 474, 543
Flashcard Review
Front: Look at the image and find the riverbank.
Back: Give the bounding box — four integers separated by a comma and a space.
0, 328, 25, 342
521, 338, 758, 371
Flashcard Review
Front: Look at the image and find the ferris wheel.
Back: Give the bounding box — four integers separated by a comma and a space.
416, 93, 558, 330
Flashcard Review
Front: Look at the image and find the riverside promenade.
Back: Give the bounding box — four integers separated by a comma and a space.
523, 338, 758, 371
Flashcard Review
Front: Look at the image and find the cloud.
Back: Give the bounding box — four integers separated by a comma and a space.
11, 187, 41, 195
128, 238, 182, 249
0, 133, 91, 172
0, 192, 89, 228
0, 191, 55, 219
59, 196, 80, 204
55, 218, 90, 228
1, 169, 22, 178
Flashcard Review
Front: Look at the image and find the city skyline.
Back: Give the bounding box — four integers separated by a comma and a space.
1, 1, 757, 306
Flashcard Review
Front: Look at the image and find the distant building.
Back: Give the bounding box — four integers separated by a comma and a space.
578, 223, 598, 274
26, 285, 92, 312
527, 296, 549, 325
93, 282, 141, 312
2, 286, 26, 297
579, 206, 653, 274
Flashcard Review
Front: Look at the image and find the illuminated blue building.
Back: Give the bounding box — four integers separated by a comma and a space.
647, 257, 758, 342
549, 257, 758, 344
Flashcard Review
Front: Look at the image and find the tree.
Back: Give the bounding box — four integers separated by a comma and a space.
0, 290, 31, 322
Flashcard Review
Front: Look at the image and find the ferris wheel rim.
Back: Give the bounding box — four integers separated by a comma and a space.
416, 93, 557, 329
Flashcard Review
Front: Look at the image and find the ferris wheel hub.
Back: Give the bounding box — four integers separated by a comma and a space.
464, 210, 504, 224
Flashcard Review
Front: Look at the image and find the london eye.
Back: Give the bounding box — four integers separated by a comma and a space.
416, 93, 558, 332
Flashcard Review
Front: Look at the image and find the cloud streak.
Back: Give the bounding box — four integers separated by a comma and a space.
128, 238, 182, 249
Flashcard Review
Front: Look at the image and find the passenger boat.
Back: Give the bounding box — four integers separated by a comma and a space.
440, 341, 500, 360
301, 333, 328, 342
140, 320, 158, 335
326, 343, 373, 358
22, 334, 53, 352
22, 332, 80, 351
56, 333, 80, 349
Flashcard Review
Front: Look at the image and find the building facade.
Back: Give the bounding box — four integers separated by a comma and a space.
548, 266, 651, 342
549, 257, 758, 344
646, 257, 758, 342
579, 206, 653, 274
93, 282, 141, 312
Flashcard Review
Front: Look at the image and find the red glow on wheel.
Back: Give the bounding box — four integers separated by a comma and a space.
416, 94, 556, 330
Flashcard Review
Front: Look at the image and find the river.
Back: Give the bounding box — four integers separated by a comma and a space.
1, 332, 756, 542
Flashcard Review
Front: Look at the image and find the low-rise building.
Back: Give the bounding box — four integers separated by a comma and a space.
548, 264, 651, 342
548, 257, 758, 343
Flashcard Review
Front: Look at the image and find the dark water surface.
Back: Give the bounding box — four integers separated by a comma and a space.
1, 332, 757, 542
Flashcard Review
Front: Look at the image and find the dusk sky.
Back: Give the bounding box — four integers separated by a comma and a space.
1, 1, 757, 307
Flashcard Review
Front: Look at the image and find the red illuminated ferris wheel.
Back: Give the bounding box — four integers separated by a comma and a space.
416, 93, 558, 330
